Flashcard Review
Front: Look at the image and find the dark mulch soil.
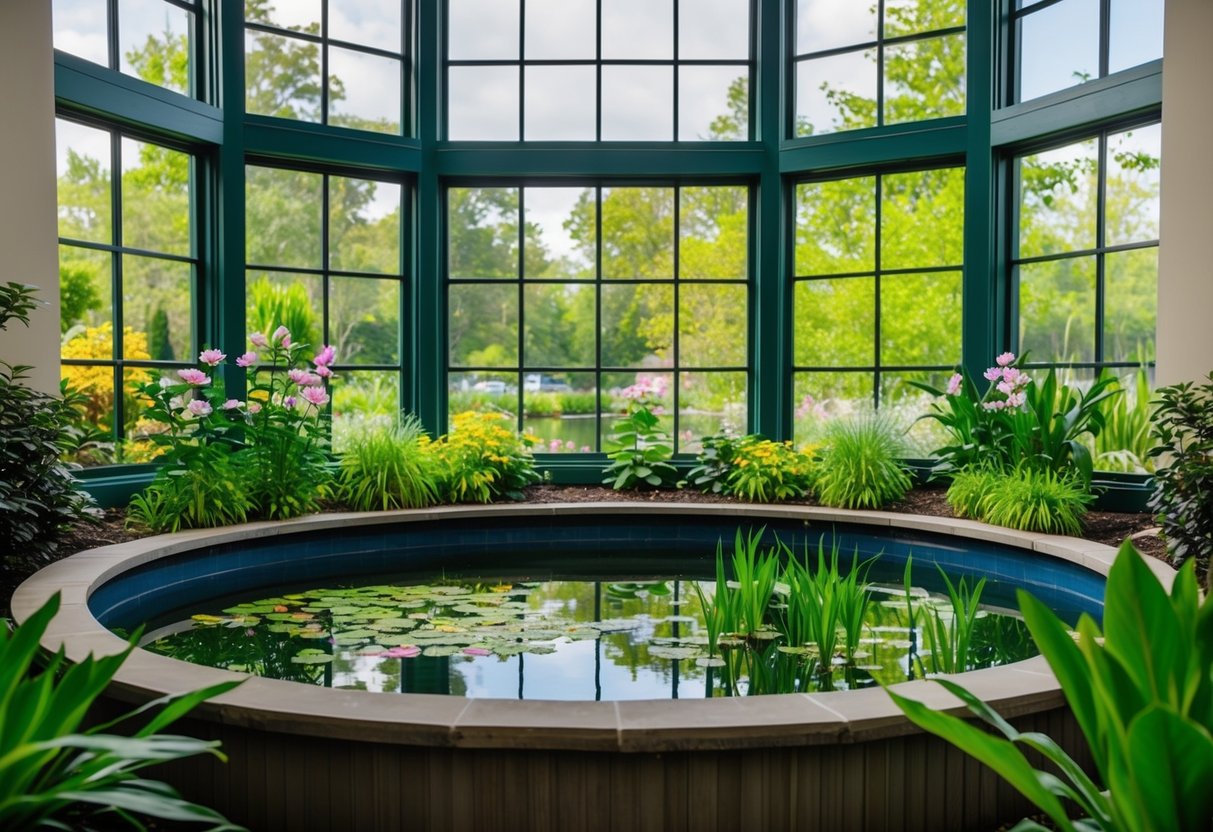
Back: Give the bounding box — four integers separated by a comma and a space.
2, 484, 1168, 620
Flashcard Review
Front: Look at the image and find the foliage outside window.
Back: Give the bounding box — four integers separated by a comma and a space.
244, 164, 406, 449
447, 184, 749, 453
446, 0, 752, 141
1014, 122, 1161, 377
244, 0, 408, 135
52, 0, 197, 97
56, 116, 198, 463
792, 0, 966, 137
792, 167, 965, 448
1012, 0, 1164, 105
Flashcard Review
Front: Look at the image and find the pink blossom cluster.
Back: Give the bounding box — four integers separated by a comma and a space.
979, 352, 1031, 410
795, 393, 828, 421
620, 374, 669, 402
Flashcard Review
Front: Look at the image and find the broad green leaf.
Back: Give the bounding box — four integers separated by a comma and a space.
1120, 706, 1213, 832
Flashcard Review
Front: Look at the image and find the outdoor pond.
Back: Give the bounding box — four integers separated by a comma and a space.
142, 545, 1038, 700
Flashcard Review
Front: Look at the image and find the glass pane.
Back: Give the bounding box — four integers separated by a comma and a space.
883, 34, 966, 125
330, 0, 403, 53
678, 372, 747, 451
61, 361, 115, 438
524, 65, 596, 141
525, 0, 595, 59
123, 368, 167, 445
680, 186, 748, 279
448, 65, 519, 140
449, 371, 518, 417
602, 188, 675, 279
121, 138, 191, 256
795, 49, 877, 136
794, 278, 875, 367
601, 66, 674, 141
796, 0, 876, 54
54, 0, 110, 66
602, 0, 673, 59
601, 283, 673, 367
879, 370, 954, 455
1018, 256, 1096, 364
330, 276, 400, 364
793, 371, 874, 444
884, 0, 966, 38
329, 178, 401, 274
794, 178, 876, 275
332, 371, 400, 452
449, 283, 519, 367
679, 284, 746, 368
56, 119, 112, 245
245, 271, 323, 359
1109, 0, 1164, 74
122, 255, 192, 360
1017, 0, 1099, 103
523, 187, 595, 279
1018, 139, 1098, 258
1104, 247, 1157, 364
245, 0, 320, 31
881, 168, 965, 270
524, 283, 595, 367
119, 0, 192, 94
1106, 123, 1162, 246
448, 187, 520, 278
246, 166, 323, 268
678, 67, 748, 141
328, 48, 401, 134
448, 0, 520, 60
880, 271, 962, 366
245, 30, 324, 122
524, 371, 597, 454
59, 245, 113, 333
601, 371, 673, 446
679, 0, 749, 59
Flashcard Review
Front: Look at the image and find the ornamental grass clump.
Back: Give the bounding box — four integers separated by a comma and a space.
336, 413, 440, 511
813, 415, 913, 509
432, 411, 540, 503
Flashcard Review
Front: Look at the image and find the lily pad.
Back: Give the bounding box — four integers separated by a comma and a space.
290, 649, 333, 664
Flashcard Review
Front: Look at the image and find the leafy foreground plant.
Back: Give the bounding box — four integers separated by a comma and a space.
336, 413, 439, 511
1, 593, 243, 831
813, 415, 913, 509
602, 376, 676, 490
888, 542, 1213, 832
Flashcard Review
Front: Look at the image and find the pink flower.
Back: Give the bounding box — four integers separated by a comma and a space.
198, 348, 226, 366
313, 345, 336, 367
996, 379, 1016, 396
549, 439, 562, 452
299, 386, 329, 407
565, 440, 576, 450
186, 399, 212, 417
272, 325, 290, 343
462, 647, 492, 657
283, 396, 297, 408
945, 373, 963, 396
1006, 391, 1027, 408
282, 333, 292, 348
982, 400, 1006, 411
249, 332, 269, 348
1001, 366, 1024, 385
983, 367, 1002, 382
222, 399, 242, 410
247, 401, 262, 414
314, 364, 332, 378
288, 368, 322, 386
236, 351, 257, 368
177, 368, 210, 386
652, 406, 666, 416
580, 445, 591, 452
995, 352, 1016, 367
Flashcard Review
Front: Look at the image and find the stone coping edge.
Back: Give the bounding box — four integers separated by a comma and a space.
12, 503, 1171, 754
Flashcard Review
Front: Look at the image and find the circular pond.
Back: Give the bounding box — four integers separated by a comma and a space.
13, 503, 1169, 832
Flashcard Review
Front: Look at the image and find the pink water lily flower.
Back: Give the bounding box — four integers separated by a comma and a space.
995, 352, 1016, 367
945, 373, 963, 396
379, 645, 421, 659
249, 332, 269, 348
299, 386, 329, 407
198, 348, 226, 366
177, 368, 210, 386
187, 399, 212, 417
236, 351, 257, 367
462, 647, 492, 657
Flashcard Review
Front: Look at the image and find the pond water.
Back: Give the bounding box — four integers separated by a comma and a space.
143, 559, 1036, 700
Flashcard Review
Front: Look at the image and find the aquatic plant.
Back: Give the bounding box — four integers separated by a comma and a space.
779, 538, 874, 676
0, 593, 241, 831
335, 413, 440, 511
889, 542, 1213, 832
916, 565, 986, 675
813, 415, 914, 509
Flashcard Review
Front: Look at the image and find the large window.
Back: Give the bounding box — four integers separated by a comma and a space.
53, 0, 198, 96
244, 0, 409, 135
1012, 0, 1164, 104
56, 116, 198, 460
792, 167, 965, 445
792, 0, 966, 137
244, 164, 407, 445
446, 0, 753, 141
447, 184, 750, 452
1013, 121, 1161, 374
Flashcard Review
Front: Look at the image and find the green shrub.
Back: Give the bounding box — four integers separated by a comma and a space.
127, 447, 252, 533
1148, 372, 1213, 588
813, 416, 913, 509
724, 435, 815, 502
1, 593, 243, 831
944, 465, 1001, 520
336, 414, 439, 511
980, 466, 1093, 536
433, 411, 540, 502
681, 432, 738, 494
0, 282, 98, 568
889, 543, 1213, 832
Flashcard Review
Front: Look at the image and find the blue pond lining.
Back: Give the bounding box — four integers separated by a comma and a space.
89, 515, 1106, 631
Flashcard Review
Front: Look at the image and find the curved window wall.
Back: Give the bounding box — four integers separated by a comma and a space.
49, 0, 1166, 476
